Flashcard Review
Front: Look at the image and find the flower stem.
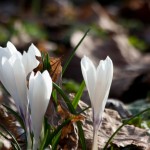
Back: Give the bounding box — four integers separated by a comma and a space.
33, 139, 39, 150
92, 120, 100, 150
92, 130, 98, 150
27, 128, 32, 150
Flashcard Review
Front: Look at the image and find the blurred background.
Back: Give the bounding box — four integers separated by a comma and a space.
0, 0, 150, 105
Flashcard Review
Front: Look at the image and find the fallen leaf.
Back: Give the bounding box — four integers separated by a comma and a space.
49, 57, 62, 82
35, 53, 62, 83
57, 104, 84, 122
59, 122, 78, 150
78, 100, 150, 150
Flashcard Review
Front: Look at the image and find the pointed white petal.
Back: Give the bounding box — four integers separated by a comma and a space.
1, 56, 28, 116
29, 71, 52, 142
0, 47, 11, 59
7, 41, 22, 58
42, 70, 52, 98
7, 41, 18, 54
22, 51, 39, 76
93, 57, 113, 125
81, 56, 96, 101
0, 42, 21, 60
1, 57, 21, 112
11, 57, 28, 116
28, 44, 41, 57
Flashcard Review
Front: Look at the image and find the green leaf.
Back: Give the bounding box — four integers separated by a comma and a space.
62, 29, 90, 75
45, 53, 51, 70
52, 89, 57, 104
53, 82, 86, 149
77, 122, 86, 150
53, 82, 76, 114
123, 116, 143, 128
78, 106, 90, 115
63, 79, 80, 93
72, 80, 85, 109
40, 128, 50, 150
51, 131, 61, 150
42, 52, 51, 71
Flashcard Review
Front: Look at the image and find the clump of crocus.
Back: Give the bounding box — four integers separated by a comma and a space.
0, 42, 41, 119
81, 56, 113, 150
0, 42, 52, 150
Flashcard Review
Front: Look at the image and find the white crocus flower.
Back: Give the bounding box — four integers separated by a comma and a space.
0, 42, 40, 119
29, 71, 52, 150
81, 56, 113, 150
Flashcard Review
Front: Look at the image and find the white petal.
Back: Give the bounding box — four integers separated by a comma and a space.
29, 71, 52, 142
0, 57, 7, 86
22, 51, 39, 76
28, 44, 41, 57
93, 56, 113, 123
28, 72, 34, 96
0, 47, 11, 59
81, 56, 96, 101
7, 41, 21, 58
11, 57, 28, 116
1, 56, 28, 116
1, 57, 21, 112
0, 42, 21, 60
42, 70, 52, 98
7, 41, 18, 54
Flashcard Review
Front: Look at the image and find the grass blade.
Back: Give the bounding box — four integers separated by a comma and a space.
53, 82, 76, 114
40, 129, 50, 150
77, 122, 86, 150
78, 106, 90, 115
51, 131, 61, 150
72, 80, 85, 109
53, 82, 87, 149
62, 29, 90, 75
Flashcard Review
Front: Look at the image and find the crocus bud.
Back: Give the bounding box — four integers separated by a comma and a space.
81, 56, 113, 150
29, 71, 52, 150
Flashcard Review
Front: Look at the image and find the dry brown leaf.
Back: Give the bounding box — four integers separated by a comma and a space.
49, 57, 62, 82
57, 104, 84, 122
57, 105, 84, 123
57, 104, 80, 149
57, 104, 70, 120
34, 54, 62, 82
61, 122, 73, 139
78, 100, 150, 150
59, 122, 78, 150
70, 114, 84, 123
